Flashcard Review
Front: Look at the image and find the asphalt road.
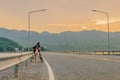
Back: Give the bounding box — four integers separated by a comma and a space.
42, 52, 120, 80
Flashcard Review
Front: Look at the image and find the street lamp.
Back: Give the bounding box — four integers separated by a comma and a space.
91, 9, 110, 54
28, 9, 47, 51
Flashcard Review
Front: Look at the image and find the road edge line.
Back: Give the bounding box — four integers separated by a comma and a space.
43, 57, 55, 80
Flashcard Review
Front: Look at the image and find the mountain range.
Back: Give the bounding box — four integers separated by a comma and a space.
0, 28, 120, 51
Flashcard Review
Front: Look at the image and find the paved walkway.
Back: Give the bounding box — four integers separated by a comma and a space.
19, 57, 48, 80
0, 57, 49, 80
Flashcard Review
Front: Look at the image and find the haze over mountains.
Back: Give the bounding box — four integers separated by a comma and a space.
0, 28, 120, 51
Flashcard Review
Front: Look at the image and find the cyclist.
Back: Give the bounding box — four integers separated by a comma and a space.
33, 42, 43, 62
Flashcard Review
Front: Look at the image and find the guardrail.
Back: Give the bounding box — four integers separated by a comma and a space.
72, 51, 120, 55
0, 52, 33, 79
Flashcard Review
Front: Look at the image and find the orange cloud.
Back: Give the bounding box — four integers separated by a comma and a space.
96, 18, 120, 25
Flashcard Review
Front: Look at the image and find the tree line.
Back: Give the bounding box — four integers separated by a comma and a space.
0, 37, 22, 52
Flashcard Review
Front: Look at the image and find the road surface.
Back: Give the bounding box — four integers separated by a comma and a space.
42, 52, 120, 80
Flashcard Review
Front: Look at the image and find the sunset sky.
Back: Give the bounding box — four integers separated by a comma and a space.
0, 0, 120, 33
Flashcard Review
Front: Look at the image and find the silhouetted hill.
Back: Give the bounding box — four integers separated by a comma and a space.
0, 37, 22, 52
0, 28, 120, 51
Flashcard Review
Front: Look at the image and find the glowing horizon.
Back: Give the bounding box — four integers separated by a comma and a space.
0, 0, 120, 33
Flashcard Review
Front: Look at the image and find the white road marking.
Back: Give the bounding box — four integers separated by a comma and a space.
43, 57, 55, 80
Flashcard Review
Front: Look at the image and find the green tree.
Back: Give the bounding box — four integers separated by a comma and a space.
0, 37, 22, 52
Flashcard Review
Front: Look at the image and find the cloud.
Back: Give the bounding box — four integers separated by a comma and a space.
43, 24, 81, 27
96, 19, 120, 25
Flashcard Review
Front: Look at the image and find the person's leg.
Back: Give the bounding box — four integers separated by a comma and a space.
35, 54, 37, 61
38, 51, 43, 62
33, 49, 35, 54
34, 49, 38, 61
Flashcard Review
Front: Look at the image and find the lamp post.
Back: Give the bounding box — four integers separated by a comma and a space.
91, 9, 110, 54
28, 9, 47, 51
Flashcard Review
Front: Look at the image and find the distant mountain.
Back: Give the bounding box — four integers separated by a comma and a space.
0, 37, 22, 52
0, 28, 120, 51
